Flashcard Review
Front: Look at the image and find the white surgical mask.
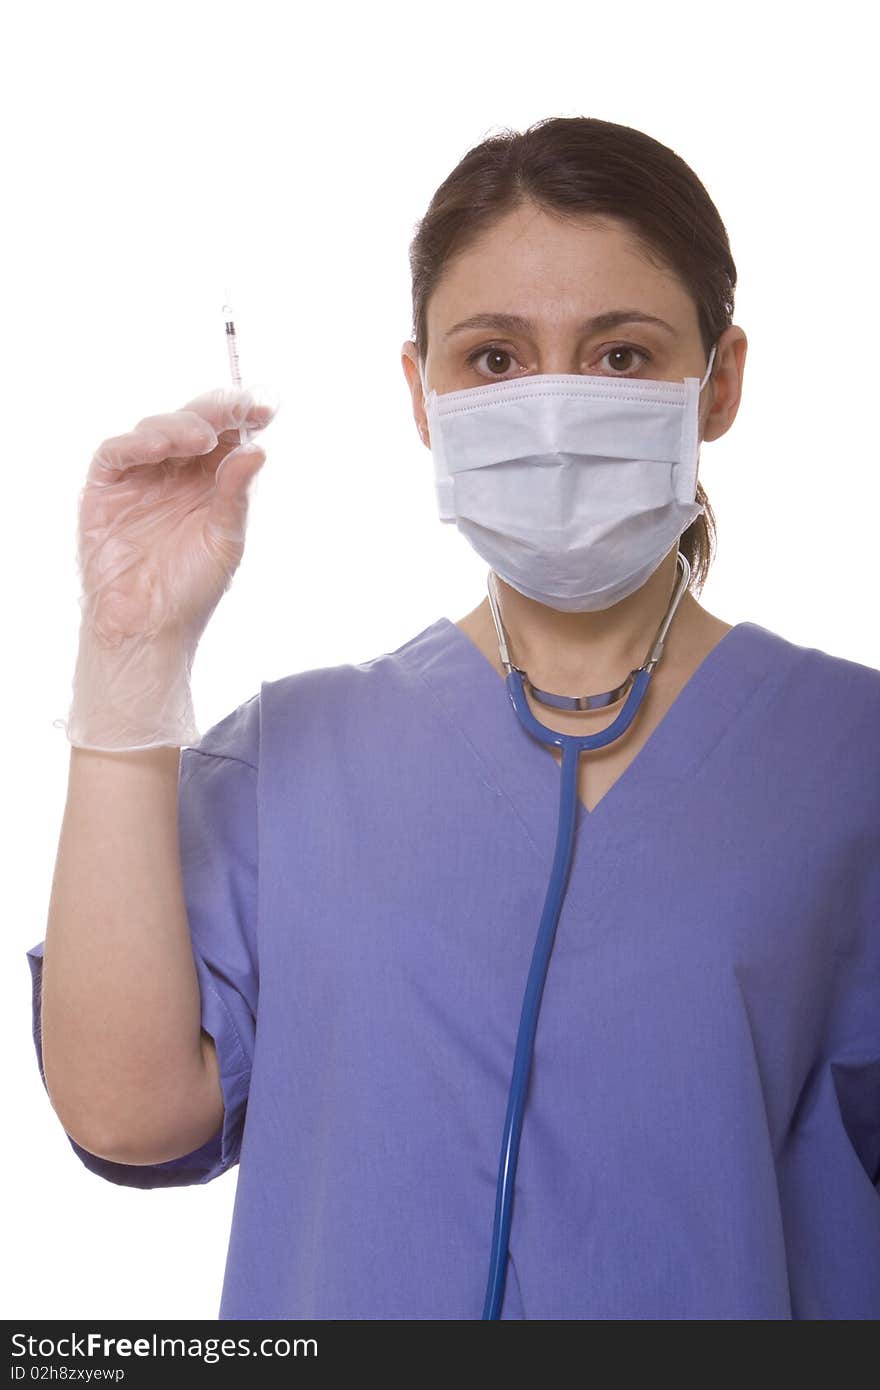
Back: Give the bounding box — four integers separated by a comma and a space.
421, 345, 717, 612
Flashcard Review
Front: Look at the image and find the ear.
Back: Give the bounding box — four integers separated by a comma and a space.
701, 326, 748, 444
401, 341, 431, 447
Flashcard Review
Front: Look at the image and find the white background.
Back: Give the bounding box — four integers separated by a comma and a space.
4, 0, 877, 1321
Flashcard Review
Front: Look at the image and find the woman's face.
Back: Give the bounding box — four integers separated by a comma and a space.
401, 201, 746, 447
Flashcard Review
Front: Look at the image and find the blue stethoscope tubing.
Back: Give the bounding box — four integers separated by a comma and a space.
481, 661, 655, 1320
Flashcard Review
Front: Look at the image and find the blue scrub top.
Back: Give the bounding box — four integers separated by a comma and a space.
26, 617, 880, 1320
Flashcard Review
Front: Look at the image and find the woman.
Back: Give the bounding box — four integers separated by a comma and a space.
26, 116, 880, 1320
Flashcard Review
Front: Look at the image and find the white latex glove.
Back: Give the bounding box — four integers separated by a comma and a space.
55, 385, 279, 751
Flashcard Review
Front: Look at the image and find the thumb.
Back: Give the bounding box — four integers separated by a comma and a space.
214, 440, 266, 496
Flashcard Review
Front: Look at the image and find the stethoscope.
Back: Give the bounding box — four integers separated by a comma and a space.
479, 550, 692, 1319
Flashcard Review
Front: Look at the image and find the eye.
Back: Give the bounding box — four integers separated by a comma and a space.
596, 343, 651, 376
464, 343, 523, 379
464, 340, 652, 380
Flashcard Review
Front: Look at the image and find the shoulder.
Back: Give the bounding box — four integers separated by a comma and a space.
746, 622, 880, 789
746, 620, 880, 705
180, 620, 449, 772
184, 689, 261, 771
258, 618, 450, 745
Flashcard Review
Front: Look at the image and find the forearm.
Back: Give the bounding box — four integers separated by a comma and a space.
40, 744, 215, 1158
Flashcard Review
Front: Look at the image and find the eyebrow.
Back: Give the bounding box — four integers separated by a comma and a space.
442, 309, 677, 342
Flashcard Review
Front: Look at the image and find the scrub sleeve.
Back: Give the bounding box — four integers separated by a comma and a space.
25, 694, 261, 1189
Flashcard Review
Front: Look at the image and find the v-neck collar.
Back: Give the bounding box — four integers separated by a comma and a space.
397, 615, 790, 864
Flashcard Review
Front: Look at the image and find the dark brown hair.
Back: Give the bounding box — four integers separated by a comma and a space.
407, 116, 737, 597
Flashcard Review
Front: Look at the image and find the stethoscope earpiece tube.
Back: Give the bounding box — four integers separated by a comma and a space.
480, 561, 688, 1318
481, 730, 581, 1319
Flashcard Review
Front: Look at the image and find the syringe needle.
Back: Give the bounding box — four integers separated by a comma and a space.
222, 295, 250, 447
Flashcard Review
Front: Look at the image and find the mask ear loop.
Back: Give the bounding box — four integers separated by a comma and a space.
677, 342, 718, 508
700, 343, 718, 391
419, 358, 433, 408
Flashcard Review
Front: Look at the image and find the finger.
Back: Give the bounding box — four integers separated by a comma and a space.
209, 442, 266, 531
87, 410, 219, 483
132, 409, 220, 454
179, 385, 280, 439
86, 386, 280, 485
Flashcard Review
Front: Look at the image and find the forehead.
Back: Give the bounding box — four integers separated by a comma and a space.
427, 203, 696, 335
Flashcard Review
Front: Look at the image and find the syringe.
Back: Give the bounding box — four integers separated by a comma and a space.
222, 291, 251, 447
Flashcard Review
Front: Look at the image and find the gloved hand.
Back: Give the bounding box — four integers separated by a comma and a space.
54, 385, 279, 751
